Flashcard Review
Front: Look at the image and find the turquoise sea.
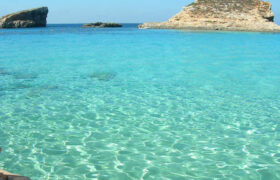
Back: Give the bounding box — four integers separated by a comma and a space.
0, 24, 280, 179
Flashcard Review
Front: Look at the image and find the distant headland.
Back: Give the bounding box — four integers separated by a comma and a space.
0, 7, 48, 28
139, 0, 280, 32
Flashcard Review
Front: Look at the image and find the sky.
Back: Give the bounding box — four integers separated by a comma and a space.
0, 0, 279, 24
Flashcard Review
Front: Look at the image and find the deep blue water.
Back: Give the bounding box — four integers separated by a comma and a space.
0, 24, 280, 179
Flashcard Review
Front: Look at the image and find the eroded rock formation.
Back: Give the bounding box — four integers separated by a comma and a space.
0, 7, 48, 28
139, 0, 280, 32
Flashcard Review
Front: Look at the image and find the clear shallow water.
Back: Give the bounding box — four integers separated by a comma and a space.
0, 24, 280, 179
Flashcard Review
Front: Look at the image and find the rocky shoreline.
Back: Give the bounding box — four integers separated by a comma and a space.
139, 0, 280, 32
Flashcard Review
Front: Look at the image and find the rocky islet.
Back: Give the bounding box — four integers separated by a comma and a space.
139, 0, 280, 32
0, 7, 48, 28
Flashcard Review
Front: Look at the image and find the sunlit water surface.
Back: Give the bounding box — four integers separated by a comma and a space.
0, 24, 280, 179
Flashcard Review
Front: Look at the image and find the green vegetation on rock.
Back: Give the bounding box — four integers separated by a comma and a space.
83, 22, 122, 28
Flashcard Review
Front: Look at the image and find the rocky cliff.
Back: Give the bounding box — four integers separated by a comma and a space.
139, 0, 280, 32
0, 7, 48, 28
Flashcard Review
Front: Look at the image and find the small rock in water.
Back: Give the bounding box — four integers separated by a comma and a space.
83, 22, 122, 28
13, 73, 38, 80
24, 85, 59, 99
11, 83, 33, 90
39, 85, 59, 90
0, 68, 11, 76
89, 72, 117, 81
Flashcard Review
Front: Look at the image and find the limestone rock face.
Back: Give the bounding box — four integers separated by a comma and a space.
139, 0, 280, 32
0, 7, 48, 28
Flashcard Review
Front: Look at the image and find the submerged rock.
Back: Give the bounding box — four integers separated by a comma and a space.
39, 85, 59, 90
11, 83, 33, 90
83, 22, 122, 28
13, 73, 38, 80
139, 0, 280, 32
0, 7, 48, 28
0, 68, 38, 80
0, 68, 11, 76
89, 72, 117, 81
25, 85, 59, 99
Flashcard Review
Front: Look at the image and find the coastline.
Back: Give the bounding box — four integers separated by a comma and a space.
138, 22, 280, 32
